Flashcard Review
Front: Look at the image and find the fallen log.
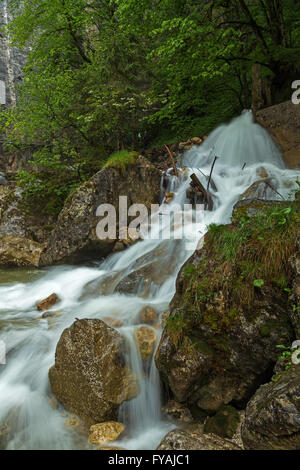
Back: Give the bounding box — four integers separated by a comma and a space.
190, 173, 213, 211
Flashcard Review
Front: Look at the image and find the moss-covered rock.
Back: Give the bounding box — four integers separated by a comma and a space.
155, 201, 299, 413
204, 405, 240, 439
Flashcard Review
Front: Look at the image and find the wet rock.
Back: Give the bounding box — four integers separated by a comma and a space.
139, 306, 158, 325
238, 178, 280, 202
204, 405, 240, 439
162, 400, 193, 423
98, 445, 125, 450
241, 366, 300, 450
41, 156, 161, 265
157, 429, 241, 450
191, 137, 203, 145
37, 294, 59, 312
135, 326, 156, 360
102, 317, 123, 328
164, 192, 174, 204
88, 422, 125, 445
49, 319, 138, 426
0, 234, 44, 267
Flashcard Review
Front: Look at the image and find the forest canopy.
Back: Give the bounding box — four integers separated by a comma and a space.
1, 0, 300, 213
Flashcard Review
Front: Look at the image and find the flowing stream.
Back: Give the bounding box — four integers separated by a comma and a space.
0, 110, 299, 450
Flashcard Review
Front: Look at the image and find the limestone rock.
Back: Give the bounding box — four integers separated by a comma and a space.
256, 101, 300, 169
139, 306, 158, 325
88, 422, 125, 445
49, 319, 138, 426
102, 317, 123, 328
135, 326, 156, 360
0, 234, 44, 267
241, 366, 300, 450
162, 400, 193, 423
157, 429, 241, 450
41, 156, 161, 265
37, 294, 59, 312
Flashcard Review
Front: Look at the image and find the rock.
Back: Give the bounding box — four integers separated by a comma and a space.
0, 186, 56, 245
49, 319, 138, 426
139, 306, 158, 325
157, 429, 241, 450
238, 179, 279, 202
37, 294, 59, 312
0, 234, 44, 267
204, 405, 240, 439
241, 366, 300, 450
155, 202, 298, 412
64, 417, 81, 429
88, 422, 125, 445
41, 310, 62, 319
289, 236, 300, 335
102, 317, 123, 328
0, 173, 8, 186
98, 446, 125, 450
162, 400, 193, 423
164, 192, 174, 204
135, 326, 157, 360
40, 156, 161, 265
191, 137, 203, 145
256, 101, 300, 169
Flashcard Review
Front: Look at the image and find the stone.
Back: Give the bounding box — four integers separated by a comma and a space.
37, 294, 59, 312
191, 137, 203, 145
135, 326, 157, 360
241, 366, 300, 450
40, 156, 161, 265
0, 234, 44, 267
49, 319, 138, 426
256, 101, 300, 169
155, 202, 297, 412
88, 422, 125, 445
102, 317, 123, 328
157, 429, 241, 450
204, 405, 240, 439
139, 306, 158, 325
162, 400, 193, 423
238, 179, 279, 202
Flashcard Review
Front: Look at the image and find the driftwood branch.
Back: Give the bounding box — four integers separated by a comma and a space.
207, 156, 218, 192
165, 145, 178, 177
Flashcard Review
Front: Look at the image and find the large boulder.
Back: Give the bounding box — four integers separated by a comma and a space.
256, 101, 300, 169
157, 428, 240, 450
0, 234, 44, 267
241, 366, 300, 450
49, 319, 138, 426
155, 201, 299, 414
41, 156, 161, 265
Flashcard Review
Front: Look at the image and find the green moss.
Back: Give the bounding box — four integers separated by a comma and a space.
103, 150, 139, 173
204, 405, 240, 439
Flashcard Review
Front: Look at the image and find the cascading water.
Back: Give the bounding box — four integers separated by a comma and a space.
0, 111, 299, 450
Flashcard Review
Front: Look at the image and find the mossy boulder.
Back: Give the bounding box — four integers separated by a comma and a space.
156, 201, 299, 413
204, 405, 240, 439
157, 428, 241, 450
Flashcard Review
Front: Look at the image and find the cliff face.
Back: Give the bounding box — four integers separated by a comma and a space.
256, 101, 300, 169
0, 0, 27, 106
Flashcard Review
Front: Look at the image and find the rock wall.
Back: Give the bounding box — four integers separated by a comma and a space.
0, 0, 27, 107
256, 101, 300, 169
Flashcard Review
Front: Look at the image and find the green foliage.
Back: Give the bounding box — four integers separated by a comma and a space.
104, 150, 139, 172
0, 0, 299, 209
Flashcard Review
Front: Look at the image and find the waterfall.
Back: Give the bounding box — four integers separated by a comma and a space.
0, 111, 299, 450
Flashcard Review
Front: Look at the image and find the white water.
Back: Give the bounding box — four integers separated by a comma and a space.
0, 111, 299, 450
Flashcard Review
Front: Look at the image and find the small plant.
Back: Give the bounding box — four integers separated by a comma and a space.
253, 279, 264, 288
